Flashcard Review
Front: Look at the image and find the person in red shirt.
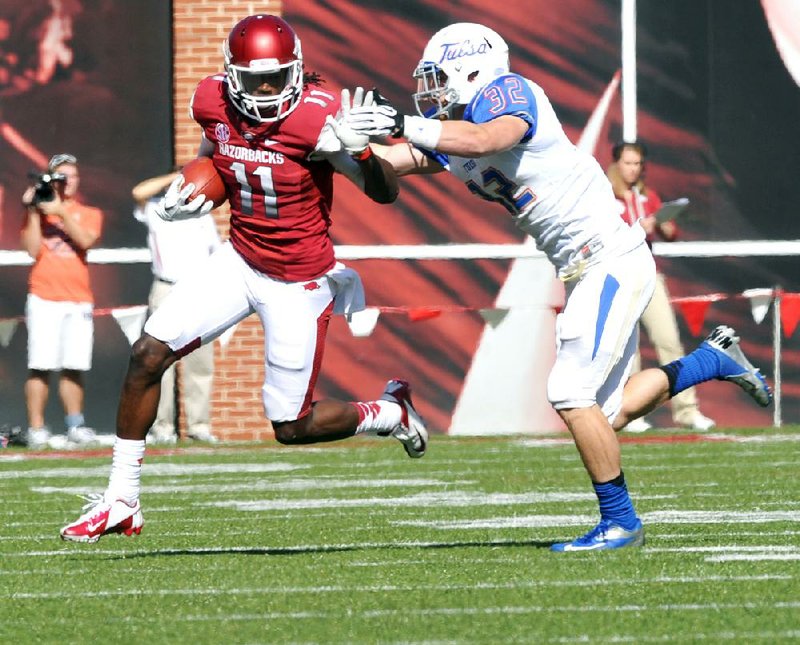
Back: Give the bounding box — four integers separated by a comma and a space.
20, 153, 103, 449
60, 14, 427, 543
608, 141, 715, 431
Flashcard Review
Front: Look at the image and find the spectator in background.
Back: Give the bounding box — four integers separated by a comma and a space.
20, 152, 102, 448
607, 141, 715, 431
132, 170, 222, 444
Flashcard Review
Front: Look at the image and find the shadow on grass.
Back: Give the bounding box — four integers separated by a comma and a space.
95, 538, 557, 560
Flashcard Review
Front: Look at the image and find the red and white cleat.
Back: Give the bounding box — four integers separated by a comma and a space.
60, 494, 144, 543
380, 379, 429, 458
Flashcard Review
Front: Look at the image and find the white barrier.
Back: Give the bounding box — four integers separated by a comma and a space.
1, 241, 794, 428
3, 239, 800, 265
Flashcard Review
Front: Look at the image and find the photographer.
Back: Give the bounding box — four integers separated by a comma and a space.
20, 153, 103, 448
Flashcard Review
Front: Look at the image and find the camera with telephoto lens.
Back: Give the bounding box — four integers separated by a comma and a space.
30, 171, 67, 206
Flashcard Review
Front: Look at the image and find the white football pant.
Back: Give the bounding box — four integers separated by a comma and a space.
547, 243, 656, 423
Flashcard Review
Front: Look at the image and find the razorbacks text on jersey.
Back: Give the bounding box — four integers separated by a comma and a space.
420, 73, 644, 277
190, 75, 340, 282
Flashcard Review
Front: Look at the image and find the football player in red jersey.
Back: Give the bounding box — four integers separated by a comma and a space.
60, 14, 427, 544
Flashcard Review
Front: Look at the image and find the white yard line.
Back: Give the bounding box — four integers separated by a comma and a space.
552, 630, 800, 643
396, 509, 800, 529
706, 554, 800, 561
6, 574, 792, 600
0, 462, 308, 479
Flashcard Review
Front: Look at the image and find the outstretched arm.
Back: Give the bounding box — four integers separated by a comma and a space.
319, 88, 399, 203
427, 116, 529, 157
370, 141, 443, 177
345, 91, 529, 158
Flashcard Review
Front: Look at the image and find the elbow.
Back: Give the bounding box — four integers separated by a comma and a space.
471, 140, 496, 157
372, 185, 399, 204
78, 234, 100, 252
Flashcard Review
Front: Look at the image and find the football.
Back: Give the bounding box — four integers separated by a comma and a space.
181, 157, 227, 208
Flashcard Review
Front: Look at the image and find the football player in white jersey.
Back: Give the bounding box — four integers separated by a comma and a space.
333, 22, 772, 551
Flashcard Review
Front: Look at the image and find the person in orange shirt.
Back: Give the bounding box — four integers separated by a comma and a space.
20, 153, 103, 448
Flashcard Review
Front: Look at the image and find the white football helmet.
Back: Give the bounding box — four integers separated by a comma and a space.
413, 23, 510, 118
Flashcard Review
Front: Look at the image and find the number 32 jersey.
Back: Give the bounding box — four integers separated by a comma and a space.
191, 75, 340, 282
424, 73, 644, 276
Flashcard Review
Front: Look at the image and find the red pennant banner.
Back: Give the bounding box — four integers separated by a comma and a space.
407, 307, 442, 322
677, 299, 711, 336
781, 293, 800, 337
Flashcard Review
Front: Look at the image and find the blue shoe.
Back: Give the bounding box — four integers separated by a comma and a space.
702, 325, 772, 407
551, 518, 644, 552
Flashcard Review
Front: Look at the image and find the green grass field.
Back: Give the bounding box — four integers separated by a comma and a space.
2, 428, 800, 644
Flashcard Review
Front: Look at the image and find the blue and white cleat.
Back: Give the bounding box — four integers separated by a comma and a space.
551, 518, 645, 552
702, 325, 772, 407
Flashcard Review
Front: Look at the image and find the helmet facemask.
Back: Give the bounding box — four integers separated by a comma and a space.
222, 28, 304, 123
413, 62, 458, 119
222, 14, 303, 123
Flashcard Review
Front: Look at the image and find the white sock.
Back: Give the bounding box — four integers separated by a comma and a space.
105, 438, 146, 504
352, 400, 402, 435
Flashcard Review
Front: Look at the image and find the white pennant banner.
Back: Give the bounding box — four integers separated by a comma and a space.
479, 308, 510, 328
347, 307, 380, 337
742, 288, 774, 324
111, 306, 148, 346
0, 319, 19, 347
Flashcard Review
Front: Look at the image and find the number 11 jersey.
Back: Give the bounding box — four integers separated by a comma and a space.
191, 74, 340, 282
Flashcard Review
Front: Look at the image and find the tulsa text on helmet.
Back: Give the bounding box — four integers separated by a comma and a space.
436, 39, 492, 64
218, 142, 285, 164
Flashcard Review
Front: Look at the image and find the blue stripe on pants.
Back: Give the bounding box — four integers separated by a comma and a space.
593, 274, 620, 359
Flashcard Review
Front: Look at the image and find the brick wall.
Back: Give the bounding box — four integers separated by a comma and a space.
172, 1, 282, 441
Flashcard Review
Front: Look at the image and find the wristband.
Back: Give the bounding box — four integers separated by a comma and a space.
402, 116, 442, 150
352, 146, 373, 162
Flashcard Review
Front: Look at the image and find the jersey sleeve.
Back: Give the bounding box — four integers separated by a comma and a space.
305, 88, 342, 156
465, 73, 538, 142
189, 75, 228, 127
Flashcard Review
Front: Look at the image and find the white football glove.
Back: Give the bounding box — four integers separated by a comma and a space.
347, 90, 405, 137
325, 87, 375, 156
155, 175, 213, 221
314, 121, 343, 156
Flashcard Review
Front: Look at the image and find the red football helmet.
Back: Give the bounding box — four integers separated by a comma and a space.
223, 14, 304, 123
